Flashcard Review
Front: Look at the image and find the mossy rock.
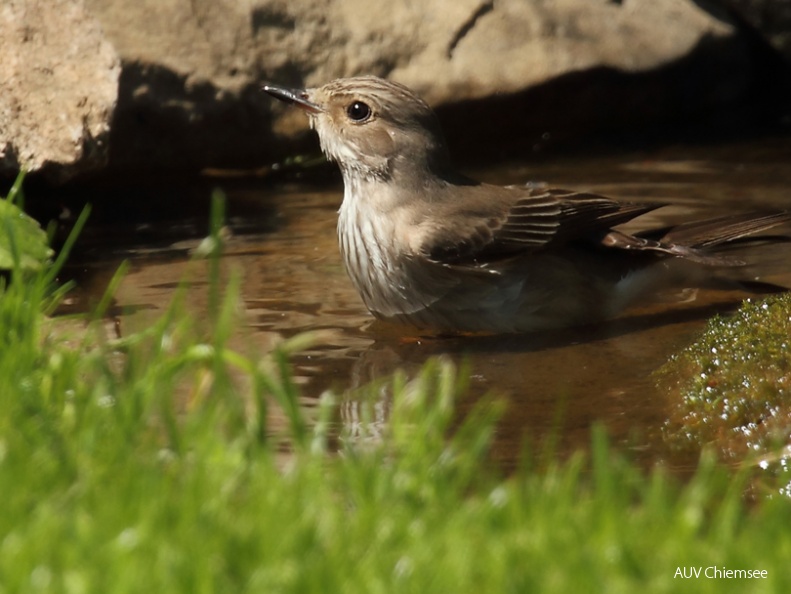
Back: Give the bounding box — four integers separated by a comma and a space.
658, 294, 791, 492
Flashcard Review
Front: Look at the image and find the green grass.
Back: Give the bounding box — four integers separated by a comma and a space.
0, 173, 53, 271
2, 180, 791, 593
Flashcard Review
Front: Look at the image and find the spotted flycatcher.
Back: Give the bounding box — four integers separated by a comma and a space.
263, 76, 789, 333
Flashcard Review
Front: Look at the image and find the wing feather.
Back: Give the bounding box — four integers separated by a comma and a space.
422, 185, 659, 265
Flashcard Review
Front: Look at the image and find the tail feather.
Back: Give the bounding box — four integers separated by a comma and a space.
605, 210, 791, 268
652, 211, 791, 249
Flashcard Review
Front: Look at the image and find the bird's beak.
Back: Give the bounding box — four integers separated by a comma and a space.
262, 84, 324, 114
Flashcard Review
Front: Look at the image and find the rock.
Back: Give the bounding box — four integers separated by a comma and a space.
87, 0, 750, 173
1, 0, 771, 180
0, 0, 121, 182
349, 0, 736, 103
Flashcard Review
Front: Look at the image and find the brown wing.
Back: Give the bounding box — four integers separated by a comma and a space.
423, 186, 659, 265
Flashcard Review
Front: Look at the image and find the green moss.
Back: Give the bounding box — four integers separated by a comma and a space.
658, 294, 791, 492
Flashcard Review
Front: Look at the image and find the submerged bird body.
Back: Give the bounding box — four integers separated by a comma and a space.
264, 76, 790, 333
338, 180, 646, 332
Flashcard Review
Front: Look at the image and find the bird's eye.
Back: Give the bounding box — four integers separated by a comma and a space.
346, 101, 372, 122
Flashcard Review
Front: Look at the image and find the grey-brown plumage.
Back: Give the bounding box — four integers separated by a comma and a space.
263, 76, 791, 333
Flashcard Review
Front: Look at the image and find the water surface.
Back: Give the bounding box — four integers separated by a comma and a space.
65, 133, 791, 469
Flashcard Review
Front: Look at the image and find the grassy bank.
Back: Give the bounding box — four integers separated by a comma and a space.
2, 182, 790, 593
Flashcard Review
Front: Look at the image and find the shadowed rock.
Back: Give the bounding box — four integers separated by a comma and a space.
4, 0, 788, 182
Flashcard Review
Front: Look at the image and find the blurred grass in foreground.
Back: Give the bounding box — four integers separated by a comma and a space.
1, 179, 790, 593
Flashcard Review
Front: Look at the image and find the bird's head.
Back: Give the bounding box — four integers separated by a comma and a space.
264, 76, 451, 182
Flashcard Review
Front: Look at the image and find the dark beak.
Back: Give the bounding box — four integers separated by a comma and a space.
262, 84, 324, 114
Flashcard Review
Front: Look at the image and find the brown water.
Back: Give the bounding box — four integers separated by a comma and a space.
64, 133, 791, 470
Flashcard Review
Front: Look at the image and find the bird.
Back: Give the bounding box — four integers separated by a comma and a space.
263, 76, 790, 334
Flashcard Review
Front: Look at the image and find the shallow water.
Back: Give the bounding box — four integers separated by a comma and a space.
65, 133, 791, 470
